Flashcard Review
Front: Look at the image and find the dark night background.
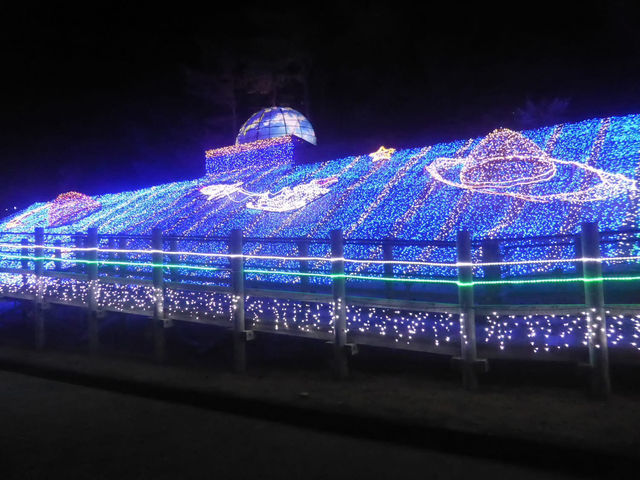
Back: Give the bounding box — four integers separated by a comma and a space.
1, 1, 639, 212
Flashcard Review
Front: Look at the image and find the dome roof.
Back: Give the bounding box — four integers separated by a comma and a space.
236, 107, 316, 145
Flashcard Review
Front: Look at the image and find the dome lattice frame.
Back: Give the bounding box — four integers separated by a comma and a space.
236, 106, 316, 145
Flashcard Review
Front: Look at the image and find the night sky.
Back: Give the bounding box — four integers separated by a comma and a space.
1, 2, 640, 211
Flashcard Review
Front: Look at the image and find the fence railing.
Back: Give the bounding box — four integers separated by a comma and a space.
1, 223, 640, 397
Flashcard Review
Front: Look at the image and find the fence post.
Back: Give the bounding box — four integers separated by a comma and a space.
297, 239, 310, 291
107, 237, 117, 276
481, 238, 502, 304
230, 229, 252, 373
117, 237, 128, 277
169, 238, 180, 284
20, 238, 29, 286
74, 235, 85, 275
86, 227, 99, 354
330, 229, 355, 379
34, 227, 45, 350
454, 230, 487, 389
151, 228, 169, 363
580, 222, 611, 398
53, 239, 62, 271
574, 234, 584, 278
383, 238, 394, 298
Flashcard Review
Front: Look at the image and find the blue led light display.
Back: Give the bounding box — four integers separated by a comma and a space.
1, 114, 640, 354
2, 115, 640, 267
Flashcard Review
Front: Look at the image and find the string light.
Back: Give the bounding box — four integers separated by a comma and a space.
6, 192, 102, 230
246, 177, 338, 212
205, 135, 295, 174
48, 192, 102, 227
427, 127, 637, 203
235, 107, 317, 145
3, 271, 640, 354
3, 116, 639, 260
6, 204, 48, 230
369, 146, 396, 162
200, 176, 339, 212
3, 251, 640, 288
200, 182, 245, 201
205, 135, 294, 159
1, 114, 640, 355
3, 241, 640, 267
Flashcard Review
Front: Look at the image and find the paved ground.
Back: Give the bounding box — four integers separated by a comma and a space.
0, 369, 580, 480
0, 303, 638, 478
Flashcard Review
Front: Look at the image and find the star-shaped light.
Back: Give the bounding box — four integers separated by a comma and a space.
369, 146, 396, 162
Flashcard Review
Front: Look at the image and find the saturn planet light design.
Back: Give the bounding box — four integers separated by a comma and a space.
426, 128, 637, 203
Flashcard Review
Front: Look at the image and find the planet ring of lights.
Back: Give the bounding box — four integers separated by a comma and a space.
425, 128, 638, 203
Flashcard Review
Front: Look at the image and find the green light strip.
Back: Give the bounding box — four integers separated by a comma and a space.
243, 268, 461, 285
2, 252, 640, 287
0, 253, 229, 274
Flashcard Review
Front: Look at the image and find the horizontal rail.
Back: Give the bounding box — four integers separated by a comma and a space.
1, 224, 640, 396
4, 227, 640, 243
246, 287, 332, 304
475, 231, 578, 244
346, 295, 460, 313
476, 304, 640, 316
599, 227, 640, 236
2, 243, 640, 269
346, 238, 456, 247
3, 253, 640, 288
244, 236, 330, 244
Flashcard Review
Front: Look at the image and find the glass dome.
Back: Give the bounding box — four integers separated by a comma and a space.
236, 107, 317, 145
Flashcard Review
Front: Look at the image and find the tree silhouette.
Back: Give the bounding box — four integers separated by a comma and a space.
514, 97, 571, 129
184, 35, 313, 147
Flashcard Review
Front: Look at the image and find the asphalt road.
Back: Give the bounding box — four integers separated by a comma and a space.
0, 370, 578, 480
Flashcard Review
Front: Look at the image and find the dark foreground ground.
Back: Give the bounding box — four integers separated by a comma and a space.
0, 301, 639, 478
0, 368, 583, 480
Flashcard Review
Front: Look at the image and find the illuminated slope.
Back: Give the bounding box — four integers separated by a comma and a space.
1, 114, 639, 248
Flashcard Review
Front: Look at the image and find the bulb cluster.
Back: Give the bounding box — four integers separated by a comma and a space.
205, 136, 295, 174
200, 176, 339, 213
0, 115, 640, 347
2, 271, 640, 356
48, 192, 102, 228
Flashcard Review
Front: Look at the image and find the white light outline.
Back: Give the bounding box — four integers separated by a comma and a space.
200, 176, 339, 213
426, 129, 638, 203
